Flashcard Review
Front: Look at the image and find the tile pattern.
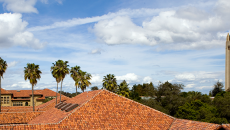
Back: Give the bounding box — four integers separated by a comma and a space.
59, 90, 175, 129
222, 124, 230, 130
7, 90, 42, 97
0, 112, 44, 124
170, 119, 222, 130
28, 90, 101, 124
0, 95, 69, 112
0, 89, 227, 130
1, 88, 12, 94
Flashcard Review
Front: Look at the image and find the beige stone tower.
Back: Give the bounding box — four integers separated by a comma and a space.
226, 33, 230, 91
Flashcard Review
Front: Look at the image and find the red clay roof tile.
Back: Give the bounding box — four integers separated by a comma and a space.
0, 89, 226, 129
1, 88, 12, 94
169, 119, 222, 130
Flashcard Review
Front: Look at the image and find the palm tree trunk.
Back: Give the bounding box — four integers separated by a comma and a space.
32, 84, 34, 111
0, 77, 1, 112
76, 86, 77, 96
60, 80, 62, 101
56, 82, 58, 104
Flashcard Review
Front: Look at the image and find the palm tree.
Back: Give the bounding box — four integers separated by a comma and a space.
52, 60, 69, 101
79, 71, 92, 92
70, 66, 92, 93
51, 62, 61, 104
0, 57, 7, 112
117, 80, 130, 98
24, 63, 42, 111
102, 74, 117, 92
70, 66, 81, 94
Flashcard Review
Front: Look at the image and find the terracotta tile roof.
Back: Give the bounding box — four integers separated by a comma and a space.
29, 89, 175, 129
169, 119, 222, 130
7, 90, 42, 97
36, 96, 70, 111
1, 88, 12, 94
28, 90, 101, 124
0, 89, 226, 129
0, 112, 44, 125
222, 124, 230, 130
36, 88, 59, 97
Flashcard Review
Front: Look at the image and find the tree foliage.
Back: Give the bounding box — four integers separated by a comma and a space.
117, 80, 130, 98
51, 60, 69, 101
24, 63, 42, 111
91, 86, 99, 90
102, 74, 117, 92
0, 57, 7, 112
210, 81, 224, 97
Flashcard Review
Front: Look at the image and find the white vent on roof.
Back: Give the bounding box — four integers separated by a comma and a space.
17, 90, 20, 92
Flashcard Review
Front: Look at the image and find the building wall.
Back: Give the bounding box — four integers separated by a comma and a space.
29, 95, 43, 106
1, 94, 12, 107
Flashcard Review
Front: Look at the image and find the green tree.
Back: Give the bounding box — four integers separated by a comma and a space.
52, 60, 69, 101
79, 71, 92, 92
24, 63, 42, 111
156, 81, 185, 116
51, 62, 61, 104
129, 85, 141, 101
91, 86, 99, 91
117, 80, 130, 98
139, 98, 169, 115
132, 82, 155, 97
102, 74, 117, 92
70, 66, 81, 94
0, 57, 7, 112
213, 92, 230, 123
176, 100, 227, 124
210, 81, 224, 97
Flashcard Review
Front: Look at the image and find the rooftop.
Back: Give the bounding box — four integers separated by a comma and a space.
0, 89, 226, 129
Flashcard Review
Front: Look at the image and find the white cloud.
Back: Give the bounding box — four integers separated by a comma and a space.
10, 81, 31, 89
143, 76, 152, 83
196, 85, 212, 90
7, 61, 19, 68
1, 0, 38, 13
0, 13, 45, 49
40, 0, 63, 4
90, 74, 102, 84
27, 8, 164, 32
93, 16, 157, 45
175, 71, 224, 82
186, 84, 195, 88
90, 49, 102, 54
175, 73, 196, 81
90, 0, 229, 50
116, 73, 139, 83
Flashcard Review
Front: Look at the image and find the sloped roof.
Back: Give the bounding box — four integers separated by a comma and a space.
170, 119, 222, 130
1, 88, 12, 94
222, 124, 230, 130
7, 90, 42, 97
29, 90, 175, 129
0, 89, 225, 129
0, 112, 44, 125
29, 90, 102, 124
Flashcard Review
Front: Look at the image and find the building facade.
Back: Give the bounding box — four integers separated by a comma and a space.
1, 88, 58, 106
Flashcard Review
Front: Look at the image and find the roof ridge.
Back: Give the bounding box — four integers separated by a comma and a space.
57, 89, 104, 124
169, 118, 177, 130
103, 89, 176, 119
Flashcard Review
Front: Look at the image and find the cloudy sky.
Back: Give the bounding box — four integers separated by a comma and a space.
0, 0, 228, 94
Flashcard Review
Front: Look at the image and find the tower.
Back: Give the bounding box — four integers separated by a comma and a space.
226, 33, 230, 91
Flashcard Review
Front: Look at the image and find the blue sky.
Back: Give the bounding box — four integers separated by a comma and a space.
0, 0, 228, 94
